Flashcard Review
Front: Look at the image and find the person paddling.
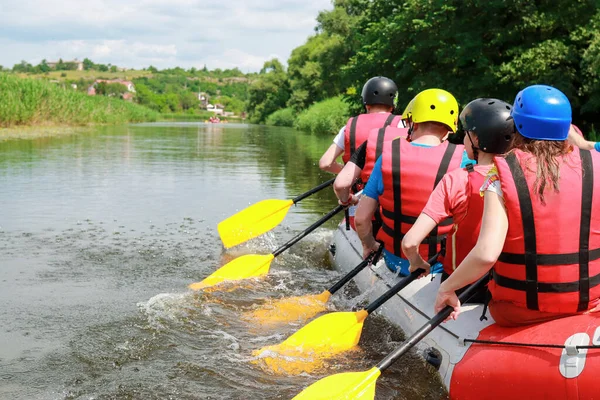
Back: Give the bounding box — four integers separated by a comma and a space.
333, 99, 414, 231
355, 89, 474, 276
434, 85, 600, 326
318, 76, 401, 174
402, 99, 515, 294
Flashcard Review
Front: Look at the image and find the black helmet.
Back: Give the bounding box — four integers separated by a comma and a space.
361, 77, 398, 107
460, 98, 515, 155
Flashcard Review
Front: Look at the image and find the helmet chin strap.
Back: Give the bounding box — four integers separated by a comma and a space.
466, 131, 479, 162
406, 121, 414, 142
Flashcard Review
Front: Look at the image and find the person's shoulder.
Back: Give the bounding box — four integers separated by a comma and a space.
473, 164, 493, 175
442, 166, 469, 186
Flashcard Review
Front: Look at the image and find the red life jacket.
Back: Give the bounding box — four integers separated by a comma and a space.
443, 164, 485, 276
362, 126, 409, 185
378, 138, 464, 260
342, 113, 401, 164
491, 148, 600, 313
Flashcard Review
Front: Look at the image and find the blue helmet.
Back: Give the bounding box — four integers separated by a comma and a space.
511, 85, 571, 141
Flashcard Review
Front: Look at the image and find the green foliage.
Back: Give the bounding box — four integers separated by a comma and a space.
580, 10, 600, 117
294, 96, 350, 135
266, 107, 296, 127
0, 73, 158, 127
131, 69, 249, 115
285, 3, 360, 111
95, 82, 127, 97
13, 60, 34, 73
83, 58, 94, 70
246, 59, 291, 124
38, 60, 51, 73
342, 0, 600, 128
216, 95, 245, 114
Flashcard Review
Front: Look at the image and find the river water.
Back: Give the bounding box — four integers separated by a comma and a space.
0, 123, 445, 399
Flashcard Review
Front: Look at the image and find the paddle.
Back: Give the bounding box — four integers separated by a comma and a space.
245, 245, 384, 325
189, 204, 344, 290
291, 275, 488, 400
254, 253, 439, 374
218, 178, 335, 249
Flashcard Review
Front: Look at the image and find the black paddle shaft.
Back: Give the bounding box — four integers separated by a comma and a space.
272, 205, 344, 257
364, 253, 439, 314
327, 245, 384, 295
364, 269, 423, 314
292, 178, 335, 204
376, 275, 489, 372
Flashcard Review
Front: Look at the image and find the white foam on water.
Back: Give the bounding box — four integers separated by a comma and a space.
137, 292, 195, 329
248, 333, 285, 343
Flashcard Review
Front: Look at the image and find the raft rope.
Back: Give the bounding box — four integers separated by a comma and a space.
463, 338, 600, 350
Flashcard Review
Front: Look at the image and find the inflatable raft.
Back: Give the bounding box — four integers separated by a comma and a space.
329, 221, 600, 399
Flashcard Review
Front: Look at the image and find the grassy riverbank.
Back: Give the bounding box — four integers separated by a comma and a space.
0, 73, 158, 128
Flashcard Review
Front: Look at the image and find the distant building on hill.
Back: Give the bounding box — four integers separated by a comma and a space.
198, 92, 209, 108
206, 104, 225, 115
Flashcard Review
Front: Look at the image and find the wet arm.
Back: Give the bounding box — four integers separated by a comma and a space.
439, 191, 508, 293
568, 125, 596, 151
402, 213, 437, 272
319, 144, 344, 174
334, 161, 362, 203
355, 196, 379, 253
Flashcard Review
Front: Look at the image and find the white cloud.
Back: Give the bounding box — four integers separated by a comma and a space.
0, 0, 332, 71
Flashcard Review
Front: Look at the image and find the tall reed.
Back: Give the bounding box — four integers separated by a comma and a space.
0, 73, 158, 127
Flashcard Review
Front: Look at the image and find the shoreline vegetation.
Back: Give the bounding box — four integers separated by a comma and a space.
3, 2, 598, 140
0, 73, 158, 129
252, 1, 600, 140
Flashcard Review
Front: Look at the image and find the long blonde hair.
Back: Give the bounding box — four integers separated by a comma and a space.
510, 132, 571, 205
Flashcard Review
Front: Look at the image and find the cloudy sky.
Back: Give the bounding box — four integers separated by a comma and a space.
0, 0, 332, 71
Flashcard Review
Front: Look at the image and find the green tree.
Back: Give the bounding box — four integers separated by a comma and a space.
285, 2, 361, 111
38, 59, 51, 73
55, 58, 66, 71
246, 59, 291, 123
110, 65, 118, 73
83, 58, 94, 70
343, 0, 599, 121
579, 9, 600, 126
95, 82, 127, 97
13, 60, 33, 73
180, 91, 199, 110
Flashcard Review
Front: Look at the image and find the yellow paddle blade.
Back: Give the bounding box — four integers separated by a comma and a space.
292, 367, 381, 400
243, 291, 331, 326
218, 199, 294, 248
253, 309, 368, 374
188, 254, 274, 290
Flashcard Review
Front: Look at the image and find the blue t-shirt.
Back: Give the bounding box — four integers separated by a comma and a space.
364, 142, 474, 276
364, 143, 474, 200
595, 142, 600, 153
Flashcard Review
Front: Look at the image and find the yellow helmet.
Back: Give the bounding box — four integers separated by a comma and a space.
411, 89, 459, 132
401, 97, 415, 120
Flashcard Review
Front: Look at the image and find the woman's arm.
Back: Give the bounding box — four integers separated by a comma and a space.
567, 125, 595, 151
434, 191, 509, 317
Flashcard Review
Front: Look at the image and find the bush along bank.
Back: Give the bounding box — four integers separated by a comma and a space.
292, 96, 350, 135
0, 73, 158, 128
